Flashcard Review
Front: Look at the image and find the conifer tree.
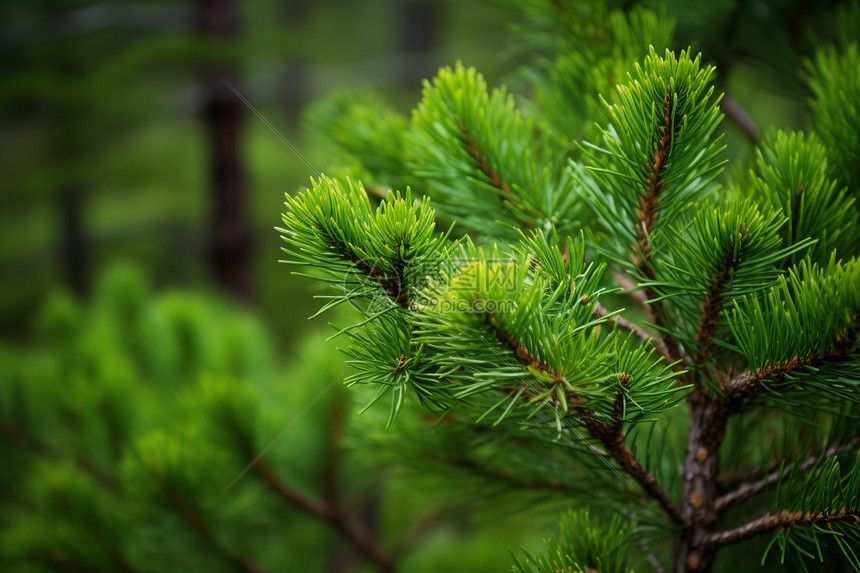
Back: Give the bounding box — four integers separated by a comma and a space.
283, 2, 860, 571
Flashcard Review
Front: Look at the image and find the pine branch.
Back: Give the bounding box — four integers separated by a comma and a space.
249, 457, 396, 573
606, 275, 677, 365
719, 94, 761, 145
633, 81, 684, 368
456, 123, 540, 230
716, 439, 860, 511
167, 488, 268, 573
45, 555, 98, 573
706, 508, 860, 549
582, 415, 686, 527
636, 83, 674, 265
719, 437, 860, 491
593, 302, 654, 346
0, 419, 122, 493
459, 123, 512, 195
323, 396, 346, 506
485, 313, 558, 380
327, 234, 411, 310
482, 310, 684, 525
693, 243, 735, 362
726, 324, 858, 403
612, 271, 651, 308
437, 453, 581, 493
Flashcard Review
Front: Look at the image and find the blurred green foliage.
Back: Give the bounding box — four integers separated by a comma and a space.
0, 0, 519, 345
0, 266, 576, 572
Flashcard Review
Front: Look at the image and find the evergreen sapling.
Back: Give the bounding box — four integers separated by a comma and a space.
281, 8, 860, 570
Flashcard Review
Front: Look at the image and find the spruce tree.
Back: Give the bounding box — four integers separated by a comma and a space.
282, 3, 860, 572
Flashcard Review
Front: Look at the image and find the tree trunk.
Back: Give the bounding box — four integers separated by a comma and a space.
57, 186, 89, 296
675, 398, 730, 572
196, 0, 252, 302
398, 1, 439, 80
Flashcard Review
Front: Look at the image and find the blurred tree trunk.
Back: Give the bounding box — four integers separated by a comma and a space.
44, 0, 90, 298
398, 0, 439, 79
57, 186, 89, 296
196, 0, 252, 302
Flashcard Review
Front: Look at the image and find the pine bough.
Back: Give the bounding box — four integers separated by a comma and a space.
281, 15, 860, 573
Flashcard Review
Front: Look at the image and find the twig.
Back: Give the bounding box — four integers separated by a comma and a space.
437, 454, 579, 493
364, 185, 390, 200
720, 93, 761, 146
693, 244, 735, 362
0, 419, 122, 493
167, 488, 268, 573
249, 457, 396, 573
582, 417, 686, 527
716, 439, 860, 511
593, 302, 654, 345
612, 271, 650, 308
459, 124, 512, 195
481, 316, 684, 526
726, 326, 857, 402
630, 83, 686, 372
638, 538, 666, 573
609, 272, 682, 366
706, 508, 860, 549
323, 395, 346, 506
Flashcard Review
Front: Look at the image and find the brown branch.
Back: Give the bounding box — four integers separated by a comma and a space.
438, 454, 579, 493
716, 438, 860, 511
364, 185, 390, 200
694, 243, 736, 362
484, 312, 592, 411
635, 83, 674, 268
790, 185, 804, 245
485, 313, 554, 375
613, 271, 651, 308
706, 508, 860, 549
0, 419, 122, 493
45, 555, 98, 573
323, 395, 346, 506
677, 397, 733, 571
726, 326, 858, 402
459, 124, 512, 194
678, 318, 858, 570
582, 415, 686, 527
632, 83, 685, 371
313, 224, 411, 309
610, 271, 681, 366
482, 313, 684, 525
249, 457, 395, 573
719, 94, 761, 146
593, 302, 654, 345
720, 437, 860, 491
457, 124, 539, 229
167, 488, 268, 573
